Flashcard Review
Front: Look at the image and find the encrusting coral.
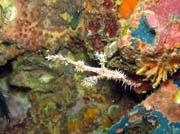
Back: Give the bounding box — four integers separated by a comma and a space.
142, 80, 180, 122
45, 52, 141, 88
0, 0, 86, 65
133, 0, 180, 88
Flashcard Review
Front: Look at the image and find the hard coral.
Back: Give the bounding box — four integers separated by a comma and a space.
1, 1, 43, 49
157, 22, 180, 49
136, 41, 180, 88
142, 80, 180, 122
132, 0, 180, 88
1, 0, 68, 51
0, 0, 79, 65
145, 0, 180, 29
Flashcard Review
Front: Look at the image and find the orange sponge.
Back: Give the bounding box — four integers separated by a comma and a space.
118, 0, 139, 19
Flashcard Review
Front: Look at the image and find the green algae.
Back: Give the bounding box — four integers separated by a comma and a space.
39, 73, 55, 84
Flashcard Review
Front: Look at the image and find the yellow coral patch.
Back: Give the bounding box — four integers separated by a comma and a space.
153, 67, 163, 88
84, 107, 99, 121
102, 116, 112, 130
136, 67, 146, 75
145, 66, 158, 79
67, 120, 82, 132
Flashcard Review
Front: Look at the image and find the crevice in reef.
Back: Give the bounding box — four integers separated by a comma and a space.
114, 81, 143, 103
0, 59, 14, 78
0, 57, 33, 93
8, 84, 32, 92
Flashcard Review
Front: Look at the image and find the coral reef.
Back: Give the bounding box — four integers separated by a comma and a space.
0, 0, 86, 65
0, 0, 180, 133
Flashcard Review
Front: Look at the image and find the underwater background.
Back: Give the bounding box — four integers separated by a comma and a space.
0, 0, 180, 134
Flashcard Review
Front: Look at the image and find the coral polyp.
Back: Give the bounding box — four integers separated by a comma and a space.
135, 42, 180, 88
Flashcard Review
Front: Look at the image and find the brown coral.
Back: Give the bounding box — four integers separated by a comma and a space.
87, 21, 100, 34
104, 13, 118, 38
1, 1, 67, 51
102, 0, 114, 10
0, 0, 76, 65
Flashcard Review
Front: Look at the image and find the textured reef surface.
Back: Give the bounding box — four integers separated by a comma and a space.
0, 0, 180, 134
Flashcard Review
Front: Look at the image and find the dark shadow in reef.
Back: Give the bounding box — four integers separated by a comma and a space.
113, 80, 153, 104
8, 84, 31, 92
0, 58, 32, 92
0, 58, 32, 119
0, 59, 14, 119
0, 91, 10, 119
0, 59, 14, 78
